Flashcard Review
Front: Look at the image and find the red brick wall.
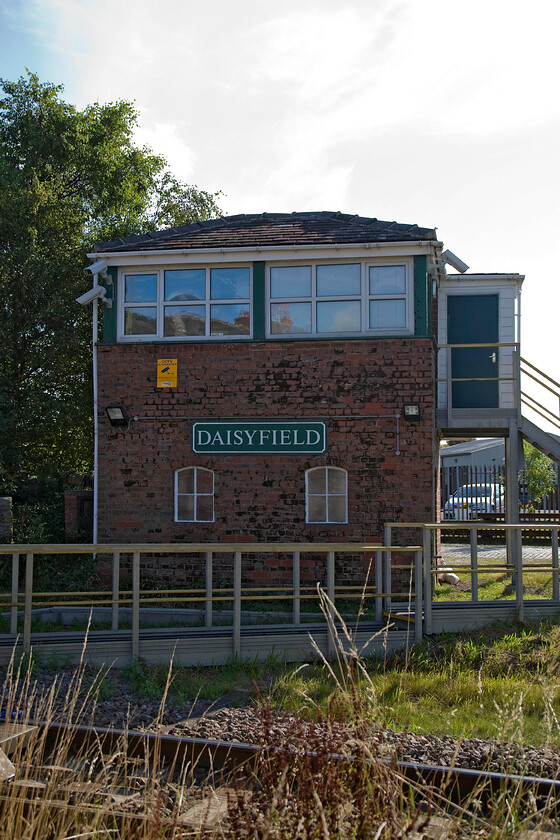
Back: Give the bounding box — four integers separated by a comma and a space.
97, 338, 437, 583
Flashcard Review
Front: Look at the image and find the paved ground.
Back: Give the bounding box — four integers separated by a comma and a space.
441, 542, 552, 561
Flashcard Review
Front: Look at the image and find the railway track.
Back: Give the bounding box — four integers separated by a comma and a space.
1, 720, 560, 836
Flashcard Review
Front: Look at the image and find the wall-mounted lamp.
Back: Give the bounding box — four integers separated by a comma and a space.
403, 403, 421, 419
105, 405, 128, 427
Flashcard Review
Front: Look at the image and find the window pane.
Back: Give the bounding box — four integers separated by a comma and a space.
164, 305, 205, 336
177, 469, 194, 493
327, 468, 346, 494
125, 274, 157, 302
124, 307, 157, 335
270, 302, 311, 334
164, 269, 206, 301
270, 266, 312, 298
307, 468, 326, 493
369, 265, 406, 296
308, 495, 326, 523
327, 496, 347, 523
317, 300, 361, 333
210, 304, 250, 335
177, 494, 195, 521
196, 495, 214, 522
196, 468, 213, 494
369, 299, 407, 330
210, 267, 250, 300
316, 264, 361, 297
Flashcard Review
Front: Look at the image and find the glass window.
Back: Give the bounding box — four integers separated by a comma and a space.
124, 274, 157, 302
316, 264, 361, 297
306, 467, 348, 524
121, 266, 252, 341
175, 467, 214, 522
210, 267, 250, 300
369, 265, 406, 296
125, 307, 157, 335
267, 260, 411, 338
210, 304, 250, 335
270, 266, 312, 298
164, 269, 206, 301
164, 305, 205, 337
317, 300, 361, 333
369, 299, 407, 330
270, 302, 312, 334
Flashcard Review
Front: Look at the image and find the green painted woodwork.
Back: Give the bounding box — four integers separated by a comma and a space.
414, 255, 429, 336
448, 294, 499, 408
100, 266, 117, 344
252, 261, 265, 340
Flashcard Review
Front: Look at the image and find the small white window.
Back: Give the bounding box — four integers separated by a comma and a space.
306, 466, 348, 524
175, 467, 215, 522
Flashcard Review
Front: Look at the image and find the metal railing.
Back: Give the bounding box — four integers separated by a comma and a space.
518, 354, 560, 433
386, 522, 560, 633
0, 542, 423, 659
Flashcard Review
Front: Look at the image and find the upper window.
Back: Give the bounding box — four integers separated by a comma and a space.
267, 260, 412, 337
306, 466, 348, 524
175, 467, 215, 522
120, 266, 252, 340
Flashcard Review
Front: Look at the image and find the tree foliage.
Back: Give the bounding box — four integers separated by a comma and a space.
0, 73, 221, 493
520, 442, 556, 506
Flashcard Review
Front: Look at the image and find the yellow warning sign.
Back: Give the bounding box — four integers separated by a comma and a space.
157, 358, 177, 388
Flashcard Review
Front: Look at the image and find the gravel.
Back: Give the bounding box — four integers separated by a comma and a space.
4, 665, 560, 782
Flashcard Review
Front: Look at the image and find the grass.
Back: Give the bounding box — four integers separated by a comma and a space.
3, 613, 560, 837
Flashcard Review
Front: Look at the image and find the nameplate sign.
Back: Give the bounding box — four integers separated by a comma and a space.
192, 421, 327, 454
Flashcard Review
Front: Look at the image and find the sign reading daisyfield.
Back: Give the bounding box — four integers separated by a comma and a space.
192, 421, 327, 454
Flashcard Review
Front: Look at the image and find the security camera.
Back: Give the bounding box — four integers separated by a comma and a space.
443, 250, 469, 274
84, 260, 108, 276
76, 285, 108, 306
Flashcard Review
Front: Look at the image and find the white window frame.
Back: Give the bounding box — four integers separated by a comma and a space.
174, 467, 215, 522
118, 264, 253, 342
265, 258, 413, 339
305, 466, 348, 524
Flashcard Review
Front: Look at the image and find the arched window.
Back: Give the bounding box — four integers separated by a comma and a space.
305, 467, 348, 524
175, 467, 215, 522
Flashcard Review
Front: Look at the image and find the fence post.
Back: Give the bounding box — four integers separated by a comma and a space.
375, 550, 383, 624
327, 551, 335, 658
414, 549, 422, 645
552, 529, 559, 603
111, 552, 120, 631
11, 553, 19, 635
293, 551, 300, 625
233, 552, 241, 658
205, 551, 213, 629
23, 553, 33, 654
383, 525, 392, 612
470, 527, 479, 603
423, 528, 432, 635
132, 552, 140, 660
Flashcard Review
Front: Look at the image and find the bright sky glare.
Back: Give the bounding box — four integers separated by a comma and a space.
1, 0, 559, 397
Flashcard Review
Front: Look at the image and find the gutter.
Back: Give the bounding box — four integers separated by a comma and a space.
88, 240, 444, 260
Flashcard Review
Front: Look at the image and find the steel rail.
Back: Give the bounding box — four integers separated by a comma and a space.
41, 722, 560, 805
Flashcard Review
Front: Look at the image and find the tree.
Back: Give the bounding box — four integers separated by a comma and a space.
0, 73, 221, 494
520, 442, 556, 508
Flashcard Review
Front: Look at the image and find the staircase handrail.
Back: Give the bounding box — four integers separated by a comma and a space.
517, 354, 560, 432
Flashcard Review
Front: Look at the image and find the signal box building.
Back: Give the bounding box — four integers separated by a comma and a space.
87, 212, 550, 583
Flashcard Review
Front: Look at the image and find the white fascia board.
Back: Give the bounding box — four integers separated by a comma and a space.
88, 239, 442, 267
442, 273, 525, 284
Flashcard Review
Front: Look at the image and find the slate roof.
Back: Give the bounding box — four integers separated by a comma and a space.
93, 212, 437, 253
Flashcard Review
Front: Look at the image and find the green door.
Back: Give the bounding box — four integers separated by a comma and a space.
447, 294, 499, 408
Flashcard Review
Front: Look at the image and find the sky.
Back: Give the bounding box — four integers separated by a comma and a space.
1, 0, 560, 421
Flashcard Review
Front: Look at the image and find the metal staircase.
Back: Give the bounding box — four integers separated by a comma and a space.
517, 356, 560, 465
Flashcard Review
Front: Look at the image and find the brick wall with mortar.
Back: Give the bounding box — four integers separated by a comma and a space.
97, 337, 437, 586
